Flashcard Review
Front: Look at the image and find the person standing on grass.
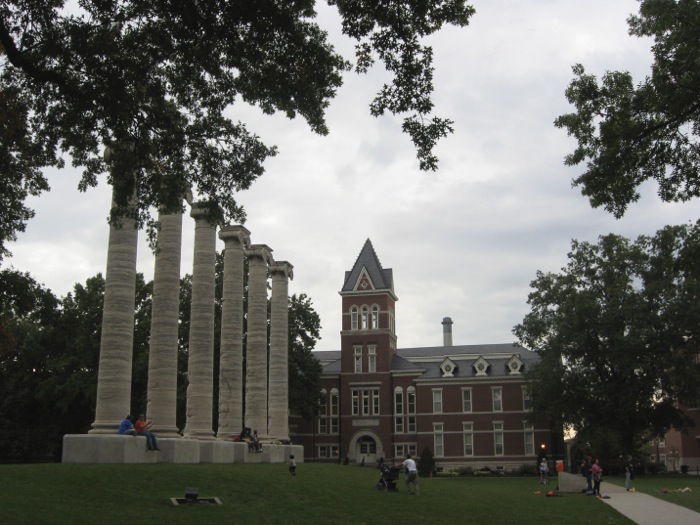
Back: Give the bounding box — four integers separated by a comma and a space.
591, 458, 603, 496
401, 454, 419, 495
289, 454, 297, 476
582, 456, 593, 494
623, 455, 634, 491
539, 457, 549, 484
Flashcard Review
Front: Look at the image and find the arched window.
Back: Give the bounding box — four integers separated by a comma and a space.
371, 305, 379, 329
406, 387, 416, 432
394, 387, 404, 433
351, 306, 358, 330
361, 305, 369, 329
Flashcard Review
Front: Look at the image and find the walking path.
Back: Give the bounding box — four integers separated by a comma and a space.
599, 482, 700, 525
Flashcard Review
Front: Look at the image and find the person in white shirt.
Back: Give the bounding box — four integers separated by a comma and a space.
401, 454, 419, 495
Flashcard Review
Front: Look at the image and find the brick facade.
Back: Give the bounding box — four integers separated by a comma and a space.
290, 240, 563, 470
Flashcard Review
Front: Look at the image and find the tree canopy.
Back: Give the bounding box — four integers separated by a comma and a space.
513, 223, 700, 455
555, 0, 700, 218
0, 1, 474, 258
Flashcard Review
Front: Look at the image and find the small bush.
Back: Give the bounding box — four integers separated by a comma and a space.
645, 462, 667, 475
458, 466, 474, 477
681, 464, 689, 474
519, 463, 537, 476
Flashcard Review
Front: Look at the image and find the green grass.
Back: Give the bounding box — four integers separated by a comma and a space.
605, 474, 700, 513
0, 463, 659, 525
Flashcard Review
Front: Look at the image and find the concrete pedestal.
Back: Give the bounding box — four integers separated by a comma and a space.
62, 435, 301, 465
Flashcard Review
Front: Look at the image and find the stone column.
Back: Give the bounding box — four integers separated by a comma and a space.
217, 225, 250, 439
146, 208, 183, 438
268, 261, 293, 441
245, 244, 272, 437
90, 189, 138, 434
183, 202, 217, 440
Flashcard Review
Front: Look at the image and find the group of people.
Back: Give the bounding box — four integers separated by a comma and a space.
118, 414, 160, 451
580, 454, 634, 496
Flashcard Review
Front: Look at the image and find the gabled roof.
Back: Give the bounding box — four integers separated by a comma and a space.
341, 239, 394, 294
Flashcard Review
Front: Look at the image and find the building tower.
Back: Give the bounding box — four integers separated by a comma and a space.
338, 239, 398, 463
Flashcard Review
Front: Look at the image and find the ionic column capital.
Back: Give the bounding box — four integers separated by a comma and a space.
190, 201, 220, 225
218, 225, 251, 248
270, 261, 294, 281
246, 244, 273, 265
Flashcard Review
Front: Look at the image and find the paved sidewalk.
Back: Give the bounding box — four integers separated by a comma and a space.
598, 482, 700, 525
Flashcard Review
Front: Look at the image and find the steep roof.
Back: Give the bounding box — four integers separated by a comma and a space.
341, 239, 394, 293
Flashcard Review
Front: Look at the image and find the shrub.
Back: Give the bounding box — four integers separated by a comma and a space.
519, 464, 538, 476
680, 464, 689, 474
417, 447, 435, 477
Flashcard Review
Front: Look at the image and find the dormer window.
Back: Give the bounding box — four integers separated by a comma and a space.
473, 356, 490, 376
440, 357, 457, 377
506, 355, 524, 375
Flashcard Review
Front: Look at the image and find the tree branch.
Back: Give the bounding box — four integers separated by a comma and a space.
0, 16, 82, 98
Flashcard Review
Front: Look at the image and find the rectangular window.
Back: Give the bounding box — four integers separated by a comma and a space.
407, 416, 416, 433
524, 422, 534, 455
408, 444, 417, 457
395, 444, 406, 458
463, 422, 474, 456
319, 418, 327, 434
522, 387, 532, 411
395, 416, 404, 433
368, 345, 377, 372
372, 306, 379, 329
462, 388, 472, 413
492, 387, 503, 412
432, 389, 443, 414
331, 446, 339, 458
351, 308, 358, 330
354, 346, 363, 373
330, 418, 339, 434
362, 389, 370, 416
352, 390, 359, 416
318, 446, 328, 458
494, 422, 504, 456
434, 423, 444, 457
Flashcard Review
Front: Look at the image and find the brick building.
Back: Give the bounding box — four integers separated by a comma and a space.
290, 239, 562, 470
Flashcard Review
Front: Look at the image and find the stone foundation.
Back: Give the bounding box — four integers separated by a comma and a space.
62, 434, 302, 465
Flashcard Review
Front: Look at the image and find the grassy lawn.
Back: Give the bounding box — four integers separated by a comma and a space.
604, 474, 700, 513
0, 463, 656, 525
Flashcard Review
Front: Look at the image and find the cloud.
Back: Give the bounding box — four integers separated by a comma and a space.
5, 0, 700, 352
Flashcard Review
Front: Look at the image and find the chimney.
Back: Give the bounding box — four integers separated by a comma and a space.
442, 317, 453, 347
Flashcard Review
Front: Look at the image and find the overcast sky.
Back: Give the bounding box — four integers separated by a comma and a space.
5, 0, 700, 352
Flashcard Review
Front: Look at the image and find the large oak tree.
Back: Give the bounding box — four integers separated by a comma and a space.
0, 1, 474, 258
514, 224, 700, 455
555, 0, 700, 218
